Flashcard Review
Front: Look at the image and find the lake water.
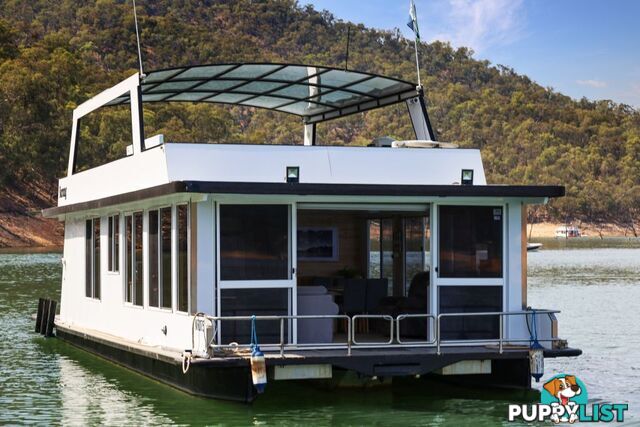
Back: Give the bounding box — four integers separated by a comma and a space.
0, 246, 639, 425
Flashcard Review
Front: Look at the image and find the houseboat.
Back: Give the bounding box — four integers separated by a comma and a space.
43, 63, 581, 402
555, 225, 582, 238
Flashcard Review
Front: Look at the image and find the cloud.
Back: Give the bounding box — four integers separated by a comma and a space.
576, 79, 608, 88
425, 0, 525, 54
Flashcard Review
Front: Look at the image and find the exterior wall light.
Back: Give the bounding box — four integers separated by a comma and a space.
461, 169, 474, 185
286, 166, 300, 183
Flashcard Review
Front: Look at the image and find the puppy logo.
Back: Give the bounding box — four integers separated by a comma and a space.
542, 375, 586, 424
509, 373, 628, 423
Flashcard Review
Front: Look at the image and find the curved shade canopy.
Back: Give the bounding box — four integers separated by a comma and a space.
108, 63, 418, 124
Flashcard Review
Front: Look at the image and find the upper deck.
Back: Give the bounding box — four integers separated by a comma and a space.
44, 63, 564, 218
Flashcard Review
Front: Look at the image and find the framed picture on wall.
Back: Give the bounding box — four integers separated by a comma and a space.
297, 227, 339, 261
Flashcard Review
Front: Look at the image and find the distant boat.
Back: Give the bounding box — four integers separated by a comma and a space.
555, 225, 581, 238
527, 242, 543, 251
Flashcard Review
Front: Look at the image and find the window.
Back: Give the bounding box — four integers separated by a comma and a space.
220, 205, 289, 281
368, 220, 381, 279
439, 205, 503, 278
148, 208, 173, 309
404, 216, 429, 293
439, 286, 503, 340
148, 210, 159, 307
85, 218, 100, 299
177, 204, 189, 312
124, 212, 143, 306
108, 215, 120, 272
162, 208, 172, 309
368, 215, 429, 296
367, 218, 394, 293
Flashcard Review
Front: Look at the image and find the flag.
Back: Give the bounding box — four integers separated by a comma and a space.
407, 0, 420, 41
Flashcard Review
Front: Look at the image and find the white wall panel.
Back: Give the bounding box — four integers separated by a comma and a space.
164, 143, 486, 186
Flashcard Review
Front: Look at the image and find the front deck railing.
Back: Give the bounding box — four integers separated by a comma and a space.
197, 310, 560, 357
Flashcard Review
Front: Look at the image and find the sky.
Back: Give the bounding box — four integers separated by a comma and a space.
303, 0, 640, 108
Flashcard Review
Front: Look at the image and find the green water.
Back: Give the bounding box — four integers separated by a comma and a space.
0, 246, 638, 425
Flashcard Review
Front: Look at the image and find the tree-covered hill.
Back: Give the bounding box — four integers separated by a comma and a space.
0, 0, 638, 242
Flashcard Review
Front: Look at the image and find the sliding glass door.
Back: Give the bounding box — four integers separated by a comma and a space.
368, 214, 430, 298
216, 203, 296, 345
434, 204, 505, 340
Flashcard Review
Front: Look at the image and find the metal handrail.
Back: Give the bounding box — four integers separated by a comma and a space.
352, 314, 394, 345
204, 314, 352, 356
436, 310, 560, 355
396, 314, 437, 345
198, 309, 560, 357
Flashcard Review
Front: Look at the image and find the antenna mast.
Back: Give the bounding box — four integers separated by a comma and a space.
344, 25, 351, 71
132, 0, 145, 77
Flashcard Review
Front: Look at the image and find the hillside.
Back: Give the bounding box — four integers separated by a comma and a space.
0, 0, 639, 247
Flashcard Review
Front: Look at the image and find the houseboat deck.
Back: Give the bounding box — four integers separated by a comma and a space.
55, 316, 580, 402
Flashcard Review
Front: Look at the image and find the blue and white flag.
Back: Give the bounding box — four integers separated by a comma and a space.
407, 0, 420, 41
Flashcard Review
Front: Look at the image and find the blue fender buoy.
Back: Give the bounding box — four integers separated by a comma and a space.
528, 309, 545, 382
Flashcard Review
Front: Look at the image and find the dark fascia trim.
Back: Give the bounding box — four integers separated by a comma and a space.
42, 181, 565, 217
42, 182, 187, 218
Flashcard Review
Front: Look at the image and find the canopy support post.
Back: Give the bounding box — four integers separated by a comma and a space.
303, 123, 316, 146
406, 87, 436, 141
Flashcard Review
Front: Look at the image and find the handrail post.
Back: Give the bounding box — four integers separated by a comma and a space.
347, 316, 352, 356
280, 318, 285, 357
499, 314, 503, 354
436, 314, 441, 355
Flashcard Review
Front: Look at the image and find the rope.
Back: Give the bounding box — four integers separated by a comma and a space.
250, 315, 259, 352
529, 309, 543, 349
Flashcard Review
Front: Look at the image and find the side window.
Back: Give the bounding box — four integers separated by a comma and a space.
124, 212, 143, 306
148, 207, 173, 309
85, 218, 101, 299
177, 204, 189, 312
108, 215, 120, 272
161, 208, 172, 309
127, 205, 190, 311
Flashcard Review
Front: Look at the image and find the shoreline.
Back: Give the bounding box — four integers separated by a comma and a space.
527, 222, 639, 239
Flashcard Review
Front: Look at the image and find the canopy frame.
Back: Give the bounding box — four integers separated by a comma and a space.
68, 63, 437, 176
107, 62, 423, 125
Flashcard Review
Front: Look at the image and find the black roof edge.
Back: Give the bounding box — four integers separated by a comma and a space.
42, 181, 565, 218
